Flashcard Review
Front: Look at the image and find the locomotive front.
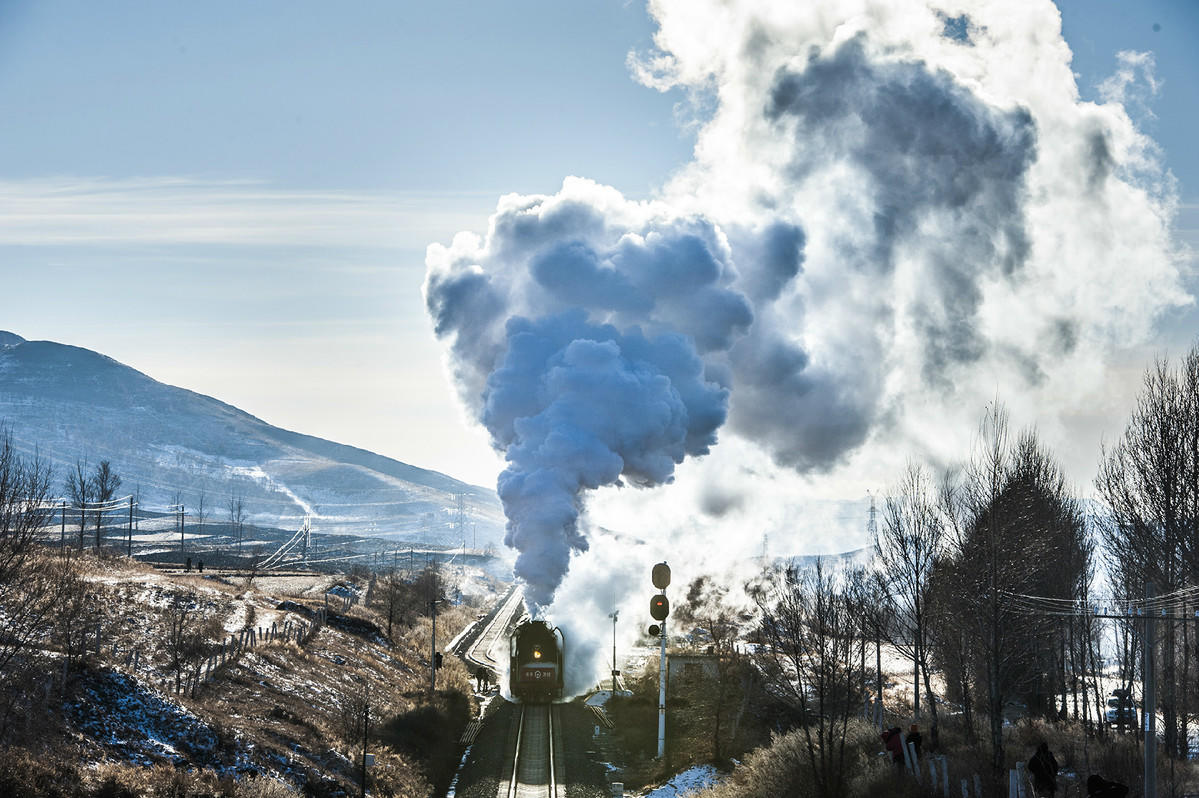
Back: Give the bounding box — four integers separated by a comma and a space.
509, 620, 564, 702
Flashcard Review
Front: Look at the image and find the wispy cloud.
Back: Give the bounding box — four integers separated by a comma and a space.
0, 176, 492, 248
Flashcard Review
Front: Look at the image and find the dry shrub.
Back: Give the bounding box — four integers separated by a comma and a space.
88, 763, 298, 798
352, 747, 431, 798
229, 776, 295, 798
687, 720, 901, 798
0, 746, 82, 798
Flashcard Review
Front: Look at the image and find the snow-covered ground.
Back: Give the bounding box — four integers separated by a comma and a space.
634, 765, 722, 797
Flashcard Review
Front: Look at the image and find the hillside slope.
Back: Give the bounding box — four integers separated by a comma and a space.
0, 332, 503, 546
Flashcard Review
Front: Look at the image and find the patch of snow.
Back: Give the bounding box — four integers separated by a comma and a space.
637, 765, 722, 798
67, 668, 222, 767
224, 601, 248, 632
586, 690, 631, 708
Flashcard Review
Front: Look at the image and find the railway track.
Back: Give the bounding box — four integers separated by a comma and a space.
465, 585, 524, 673
502, 703, 563, 798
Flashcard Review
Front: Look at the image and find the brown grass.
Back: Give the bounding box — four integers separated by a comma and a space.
3, 549, 498, 797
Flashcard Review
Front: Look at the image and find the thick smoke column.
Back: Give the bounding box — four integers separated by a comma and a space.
425, 180, 751, 606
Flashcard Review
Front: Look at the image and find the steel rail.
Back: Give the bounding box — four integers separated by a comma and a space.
505, 705, 526, 798
503, 704, 559, 798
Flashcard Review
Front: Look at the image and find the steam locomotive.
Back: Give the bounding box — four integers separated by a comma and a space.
509, 619, 564, 702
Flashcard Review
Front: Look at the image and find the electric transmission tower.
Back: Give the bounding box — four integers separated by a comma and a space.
453, 493, 467, 552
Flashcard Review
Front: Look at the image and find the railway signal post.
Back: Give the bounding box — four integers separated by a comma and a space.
609, 609, 619, 693
651, 562, 671, 759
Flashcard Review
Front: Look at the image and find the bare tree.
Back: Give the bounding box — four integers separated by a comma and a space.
0, 428, 58, 674
162, 591, 218, 694
874, 461, 945, 747
64, 459, 92, 551
90, 460, 121, 553
0, 428, 73, 738
938, 406, 1087, 780
195, 487, 208, 540
752, 559, 864, 798
52, 564, 100, 675
227, 492, 245, 554
373, 569, 420, 640
1095, 347, 1199, 756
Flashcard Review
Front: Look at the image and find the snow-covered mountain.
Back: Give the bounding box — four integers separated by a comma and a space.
0, 331, 504, 546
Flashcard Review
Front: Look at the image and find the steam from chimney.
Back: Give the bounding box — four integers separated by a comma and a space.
425, 180, 751, 606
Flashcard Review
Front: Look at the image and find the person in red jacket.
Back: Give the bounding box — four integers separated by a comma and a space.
881, 727, 905, 768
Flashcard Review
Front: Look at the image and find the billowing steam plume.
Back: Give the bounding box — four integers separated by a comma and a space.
426, 0, 1189, 613
425, 181, 751, 606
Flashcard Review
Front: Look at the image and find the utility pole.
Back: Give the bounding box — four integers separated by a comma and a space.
430, 570, 440, 692
360, 682, 370, 798
127, 496, 133, 557
1145, 582, 1156, 798
1016, 587, 1168, 798
876, 621, 884, 729
60, 500, 66, 551
430, 598, 438, 691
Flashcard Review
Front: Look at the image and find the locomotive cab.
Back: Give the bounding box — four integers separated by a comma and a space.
509, 619, 564, 702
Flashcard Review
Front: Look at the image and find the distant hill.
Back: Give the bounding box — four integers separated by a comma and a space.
0, 331, 504, 546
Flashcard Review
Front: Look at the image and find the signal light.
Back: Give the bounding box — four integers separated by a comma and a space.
650, 593, 669, 621
652, 562, 671, 590
648, 623, 661, 636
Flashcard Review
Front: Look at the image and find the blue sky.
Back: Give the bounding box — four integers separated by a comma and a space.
1, 0, 1196, 489
0, 1, 689, 194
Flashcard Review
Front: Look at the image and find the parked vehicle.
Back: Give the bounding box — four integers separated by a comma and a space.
1106, 694, 1138, 728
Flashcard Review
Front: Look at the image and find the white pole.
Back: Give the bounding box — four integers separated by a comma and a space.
656, 619, 667, 758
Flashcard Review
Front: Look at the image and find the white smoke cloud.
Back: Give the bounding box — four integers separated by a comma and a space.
425, 178, 751, 607
635, 0, 1189, 479
427, 0, 1191, 688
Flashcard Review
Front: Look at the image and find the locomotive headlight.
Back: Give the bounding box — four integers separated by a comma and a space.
532, 646, 542, 660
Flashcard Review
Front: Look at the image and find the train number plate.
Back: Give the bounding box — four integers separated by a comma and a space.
521, 668, 550, 681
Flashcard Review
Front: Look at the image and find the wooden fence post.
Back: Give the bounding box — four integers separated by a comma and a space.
904, 742, 918, 780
